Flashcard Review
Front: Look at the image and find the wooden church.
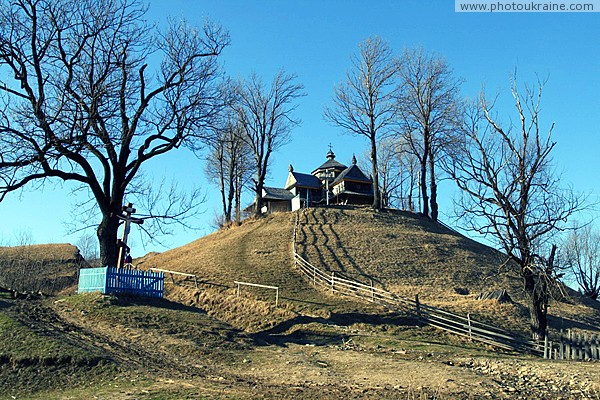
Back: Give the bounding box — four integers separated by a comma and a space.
256, 149, 374, 214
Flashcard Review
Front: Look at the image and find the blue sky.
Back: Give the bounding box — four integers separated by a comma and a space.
1, 1, 599, 256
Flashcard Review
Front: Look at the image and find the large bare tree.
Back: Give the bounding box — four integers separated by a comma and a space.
233, 71, 304, 217
0, 0, 229, 266
563, 225, 600, 300
446, 78, 582, 340
398, 48, 462, 221
324, 36, 401, 211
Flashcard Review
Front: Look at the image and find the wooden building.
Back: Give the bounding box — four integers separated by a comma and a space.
251, 149, 374, 214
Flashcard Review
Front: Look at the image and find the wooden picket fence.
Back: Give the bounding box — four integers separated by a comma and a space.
78, 266, 164, 298
292, 212, 540, 355
544, 330, 600, 360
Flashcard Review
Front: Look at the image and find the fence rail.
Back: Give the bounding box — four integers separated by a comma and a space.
292, 211, 541, 355
149, 267, 199, 288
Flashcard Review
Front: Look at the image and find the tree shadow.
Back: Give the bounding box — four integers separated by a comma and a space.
254, 311, 418, 347
110, 293, 210, 316
548, 314, 600, 333
315, 208, 387, 291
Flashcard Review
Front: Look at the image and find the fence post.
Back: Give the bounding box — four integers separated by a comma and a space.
331, 272, 335, 294
236, 282, 240, 298
559, 330, 564, 360
313, 266, 316, 286
415, 294, 421, 321
275, 287, 279, 307
566, 329, 571, 360
467, 313, 472, 340
584, 333, 590, 360
371, 278, 375, 302
544, 333, 549, 359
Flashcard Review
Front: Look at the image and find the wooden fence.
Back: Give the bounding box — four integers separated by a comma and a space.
544, 330, 600, 360
292, 212, 540, 355
150, 268, 199, 288
235, 281, 280, 306
78, 267, 164, 298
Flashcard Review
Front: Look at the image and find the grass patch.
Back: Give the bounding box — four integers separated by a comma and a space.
0, 299, 118, 397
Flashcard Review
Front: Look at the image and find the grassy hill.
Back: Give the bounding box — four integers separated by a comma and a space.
0, 208, 599, 399
0, 243, 85, 294
137, 206, 600, 337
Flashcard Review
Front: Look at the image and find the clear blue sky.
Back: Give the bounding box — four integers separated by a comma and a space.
1, 1, 599, 257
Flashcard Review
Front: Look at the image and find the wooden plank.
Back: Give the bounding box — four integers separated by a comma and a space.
150, 268, 196, 278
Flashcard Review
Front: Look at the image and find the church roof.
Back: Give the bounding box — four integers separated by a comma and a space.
286, 172, 322, 190
312, 158, 347, 174
262, 187, 295, 201
332, 164, 372, 186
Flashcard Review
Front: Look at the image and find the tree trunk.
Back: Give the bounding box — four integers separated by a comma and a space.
420, 158, 429, 217
97, 212, 121, 267
524, 273, 548, 341
255, 180, 264, 217
234, 170, 242, 224
370, 137, 382, 210
428, 150, 438, 222
226, 163, 235, 223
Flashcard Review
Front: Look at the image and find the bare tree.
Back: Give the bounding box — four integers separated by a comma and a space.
76, 233, 99, 262
396, 140, 420, 212
205, 118, 252, 225
324, 36, 401, 211
364, 138, 417, 210
446, 77, 582, 340
233, 71, 305, 217
398, 48, 463, 221
371, 139, 402, 208
563, 225, 600, 300
0, 0, 229, 266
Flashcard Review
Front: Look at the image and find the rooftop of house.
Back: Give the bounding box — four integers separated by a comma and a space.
332, 158, 372, 186
285, 171, 322, 190
262, 186, 295, 201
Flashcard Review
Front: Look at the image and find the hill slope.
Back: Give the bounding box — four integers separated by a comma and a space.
139, 207, 600, 335
0, 243, 84, 294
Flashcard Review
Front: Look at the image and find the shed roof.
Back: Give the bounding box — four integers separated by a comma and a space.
286, 172, 322, 190
332, 164, 372, 186
262, 187, 295, 201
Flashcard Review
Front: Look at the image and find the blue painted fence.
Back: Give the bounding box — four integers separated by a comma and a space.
78, 267, 164, 298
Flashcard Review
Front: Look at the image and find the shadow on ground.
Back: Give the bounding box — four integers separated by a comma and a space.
255, 311, 419, 347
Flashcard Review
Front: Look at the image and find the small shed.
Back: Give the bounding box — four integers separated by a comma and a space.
78, 266, 164, 298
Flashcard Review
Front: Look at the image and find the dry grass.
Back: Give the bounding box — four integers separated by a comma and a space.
0, 243, 84, 294
137, 206, 600, 337
166, 285, 298, 333
137, 213, 382, 316
0, 243, 81, 261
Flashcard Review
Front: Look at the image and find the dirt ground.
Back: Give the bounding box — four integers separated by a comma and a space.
1, 294, 598, 400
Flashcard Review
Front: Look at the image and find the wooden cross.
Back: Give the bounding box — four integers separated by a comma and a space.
116, 202, 143, 270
